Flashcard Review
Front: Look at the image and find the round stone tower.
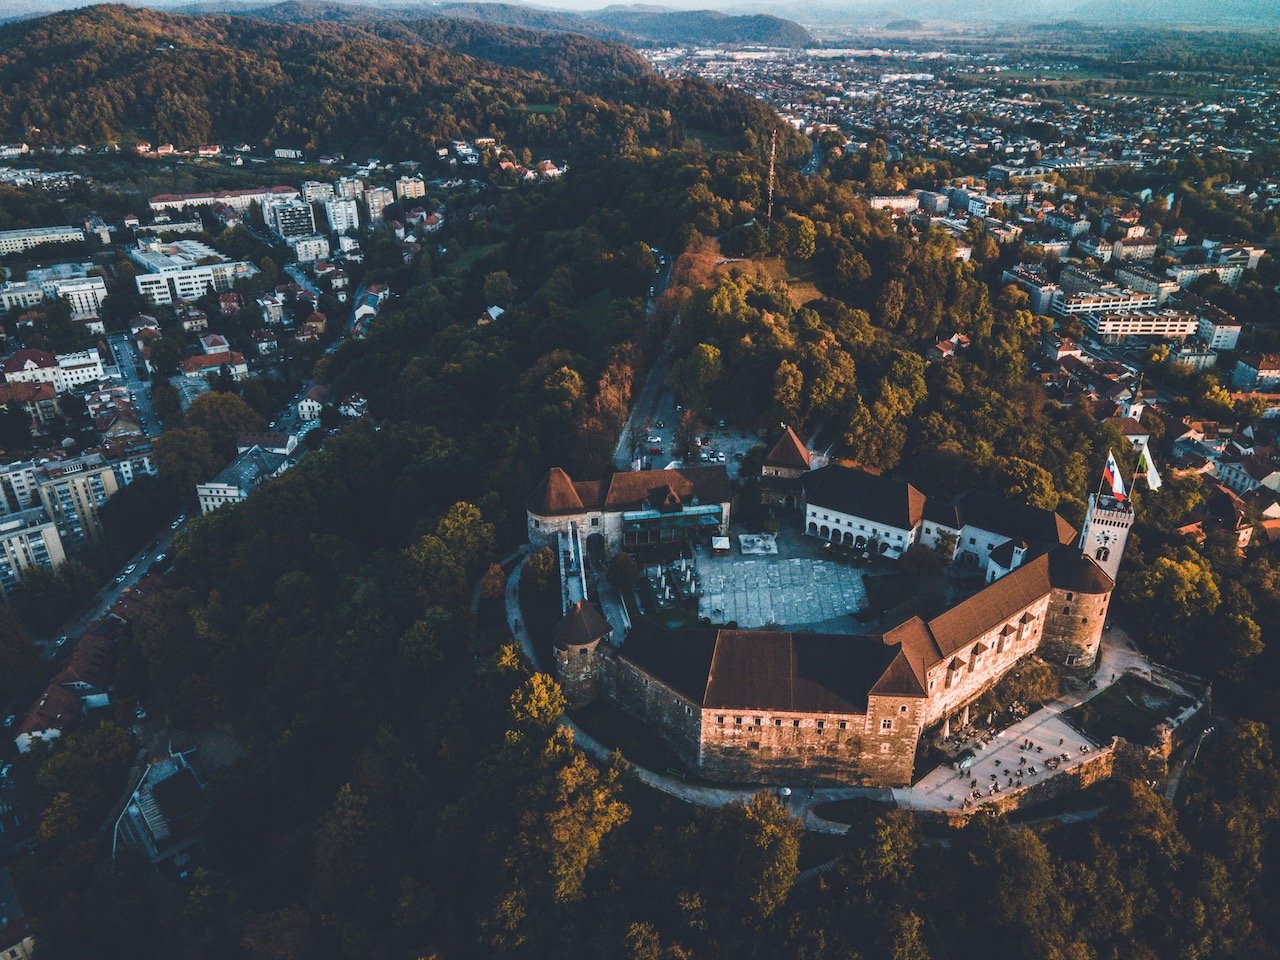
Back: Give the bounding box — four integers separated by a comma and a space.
552, 600, 613, 708
1041, 545, 1114, 673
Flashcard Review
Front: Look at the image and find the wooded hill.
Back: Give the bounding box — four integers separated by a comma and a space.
0, 3, 774, 153
244, 0, 815, 48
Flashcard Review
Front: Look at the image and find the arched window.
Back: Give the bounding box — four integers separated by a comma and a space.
1095, 546, 1110, 562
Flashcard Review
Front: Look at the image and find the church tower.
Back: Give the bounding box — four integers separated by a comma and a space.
1077, 492, 1133, 582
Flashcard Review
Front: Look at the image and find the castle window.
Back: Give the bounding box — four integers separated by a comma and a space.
716, 716, 724, 724
591, 518, 599, 526
1096, 546, 1110, 562
881, 719, 893, 731
928, 679, 935, 690
1065, 592, 1074, 601
1065, 654, 1079, 666
753, 717, 762, 726
734, 717, 742, 725
748, 741, 760, 750
969, 537, 976, 545
1063, 606, 1070, 615
900, 704, 908, 713
816, 720, 825, 731
792, 719, 800, 727
879, 742, 891, 754
685, 705, 692, 715
1082, 617, 1089, 624
774, 718, 782, 727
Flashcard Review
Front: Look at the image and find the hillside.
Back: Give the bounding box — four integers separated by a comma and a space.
245, 0, 814, 47
0, 4, 666, 150
583, 7, 812, 45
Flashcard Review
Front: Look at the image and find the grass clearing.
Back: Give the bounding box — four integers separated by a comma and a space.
1062, 673, 1195, 747
445, 241, 502, 277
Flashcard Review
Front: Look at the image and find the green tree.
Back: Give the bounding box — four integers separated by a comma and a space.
154, 426, 218, 490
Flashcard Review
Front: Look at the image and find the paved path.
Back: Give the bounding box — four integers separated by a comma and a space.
899, 627, 1169, 814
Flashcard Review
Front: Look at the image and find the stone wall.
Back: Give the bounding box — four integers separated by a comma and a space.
921, 596, 1049, 728
602, 654, 703, 770
1041, 586, 1110, 670
928, 742, 1118, 826
860, 694, 926, 786
698, 706, 870, 785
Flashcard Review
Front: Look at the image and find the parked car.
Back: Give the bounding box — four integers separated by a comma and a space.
717, 452, 726, 462
125, 563, 137, 574
54, 635, 68, 647
3, 715, 15, 728
648, 445, 662, 455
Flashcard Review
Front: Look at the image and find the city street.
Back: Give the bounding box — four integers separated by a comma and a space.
105, 333, 160, 437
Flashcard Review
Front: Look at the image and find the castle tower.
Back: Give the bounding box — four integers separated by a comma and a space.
1077, 492, 1133, 583
551, 600, 612, 708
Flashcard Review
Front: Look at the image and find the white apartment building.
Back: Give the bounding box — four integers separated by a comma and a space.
301, 180, 336, 203
288, 234, 330, 263
148, 186, 299, 213
868, 195, 920, 215
1198, 314, 1242, 351
130, 239, 258, 306
1083, 308, 1199, 343
0, 226, 85, 256
0, 274, 107, 319
1051, 287, 1158, 316
1, 348, 105, 393
324, 197, 360, 234
1115, 265, 1180, 305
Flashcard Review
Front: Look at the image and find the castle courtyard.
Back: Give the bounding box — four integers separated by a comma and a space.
691, 523, 868, 629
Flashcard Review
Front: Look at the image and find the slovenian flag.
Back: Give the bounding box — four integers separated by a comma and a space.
1136, 440, 1163, 491
1102, 450, 1128, 502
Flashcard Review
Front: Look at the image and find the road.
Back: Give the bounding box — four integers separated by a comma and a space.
802, 137, 823, 176
612, 248, 676, 469
105, 333, 160, 437
284, 262, 323, 299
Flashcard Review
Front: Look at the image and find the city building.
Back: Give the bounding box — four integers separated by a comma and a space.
1233, 355, 1280, 392
395, 175, 426, 201
0, 225, 85, 255
1082, 308, 1199, 344
0, 866, 35, 960
300, 180, 335, 203
0, 507, 65, 599
148, 186, 299, 213
196, 445, 291, 513
287, 234, 330, 263
363, 186, 393, 223
1001, 264, 1059, 314
35, 452, 118, 546
1115, 264, 1180, 304
526, 466, 732, 551
113, 751, 204, 867
179, 351, 249, 382
324, 197, 360, 234
270, 199, 316, 240
129, 239, 259, 307
1, 348, 106, 393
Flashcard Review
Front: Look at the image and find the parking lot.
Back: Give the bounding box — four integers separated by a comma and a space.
691, 523, 867, 629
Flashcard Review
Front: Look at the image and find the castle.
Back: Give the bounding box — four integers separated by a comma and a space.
535, 441, 1131, 788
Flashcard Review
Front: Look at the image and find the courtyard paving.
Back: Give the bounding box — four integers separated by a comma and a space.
696, 554, 867, 628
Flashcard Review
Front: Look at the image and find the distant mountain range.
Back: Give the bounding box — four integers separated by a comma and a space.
2, 0, 1276, 34
741, 0, 1280, 28
235, 0, 814, 46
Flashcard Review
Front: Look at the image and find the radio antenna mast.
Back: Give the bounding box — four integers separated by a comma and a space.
766, 128, 777, 235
